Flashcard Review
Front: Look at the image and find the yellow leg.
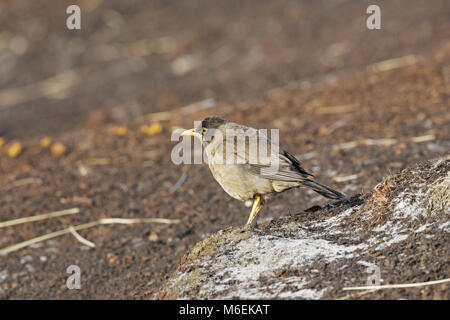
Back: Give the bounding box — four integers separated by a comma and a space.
246, 195, 265, 226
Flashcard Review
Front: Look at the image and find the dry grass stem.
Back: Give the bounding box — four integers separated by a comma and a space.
0, 217, 181, 255
68, 226, 96, 248
0, 208, 80, 229
343, 278, 450, 291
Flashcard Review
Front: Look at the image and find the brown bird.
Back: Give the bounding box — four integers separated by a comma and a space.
182, 116, 345, 226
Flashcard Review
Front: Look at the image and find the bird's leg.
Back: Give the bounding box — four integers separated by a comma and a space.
246, 195, 265, 226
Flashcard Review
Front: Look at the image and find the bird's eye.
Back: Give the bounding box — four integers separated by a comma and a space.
201, 127, 207, 135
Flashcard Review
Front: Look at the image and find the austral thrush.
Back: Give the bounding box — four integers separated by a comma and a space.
182, 116, 345, 226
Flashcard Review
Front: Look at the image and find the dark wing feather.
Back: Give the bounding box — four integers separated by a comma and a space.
280, 148, 314, 177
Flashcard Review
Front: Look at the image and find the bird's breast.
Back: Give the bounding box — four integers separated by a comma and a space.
207, 162, 274, 201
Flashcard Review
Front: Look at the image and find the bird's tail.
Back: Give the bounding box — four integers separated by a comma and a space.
301, 179, 346, 200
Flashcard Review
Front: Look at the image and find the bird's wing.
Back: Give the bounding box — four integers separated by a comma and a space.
243, 151, 314, 182
224, 127, 314, 182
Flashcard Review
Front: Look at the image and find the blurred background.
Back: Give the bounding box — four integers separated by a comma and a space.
0, 0, 449, 299
1, 0, 449, 137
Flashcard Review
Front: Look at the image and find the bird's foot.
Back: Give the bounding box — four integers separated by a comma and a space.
244, 219, 259, 231
244, 223, 254, 231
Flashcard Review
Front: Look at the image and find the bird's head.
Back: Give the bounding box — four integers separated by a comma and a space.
181, 116, 229, 145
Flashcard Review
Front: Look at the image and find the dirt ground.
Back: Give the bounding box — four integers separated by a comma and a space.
0, 0, 449, 299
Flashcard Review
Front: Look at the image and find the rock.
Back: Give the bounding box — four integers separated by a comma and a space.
157, 155, 449, 299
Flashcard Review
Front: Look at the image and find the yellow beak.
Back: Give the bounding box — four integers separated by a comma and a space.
181, 128, 201, 137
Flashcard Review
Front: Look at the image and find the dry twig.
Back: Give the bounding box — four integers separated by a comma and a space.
0, 217, 181, 255
343, 278, 450, 291
0, 208, 80, 229
68, 226, 96, 248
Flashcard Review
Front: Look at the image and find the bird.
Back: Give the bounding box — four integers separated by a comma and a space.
182, 115, 345, 226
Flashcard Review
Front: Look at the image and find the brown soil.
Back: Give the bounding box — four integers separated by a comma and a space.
0, 0, 449, 299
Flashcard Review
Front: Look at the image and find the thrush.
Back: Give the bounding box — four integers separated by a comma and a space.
182, 116, 345, 226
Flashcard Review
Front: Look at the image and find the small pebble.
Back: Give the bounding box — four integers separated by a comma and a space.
51, 142, 67, 157
78, 165, 89, 176
40, 137, 52, 148
141, 123, 163, 135
8, 142, 22, 158
148, 232, 159, 242
147, 123, 163, 135
114, 126, 128, 136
